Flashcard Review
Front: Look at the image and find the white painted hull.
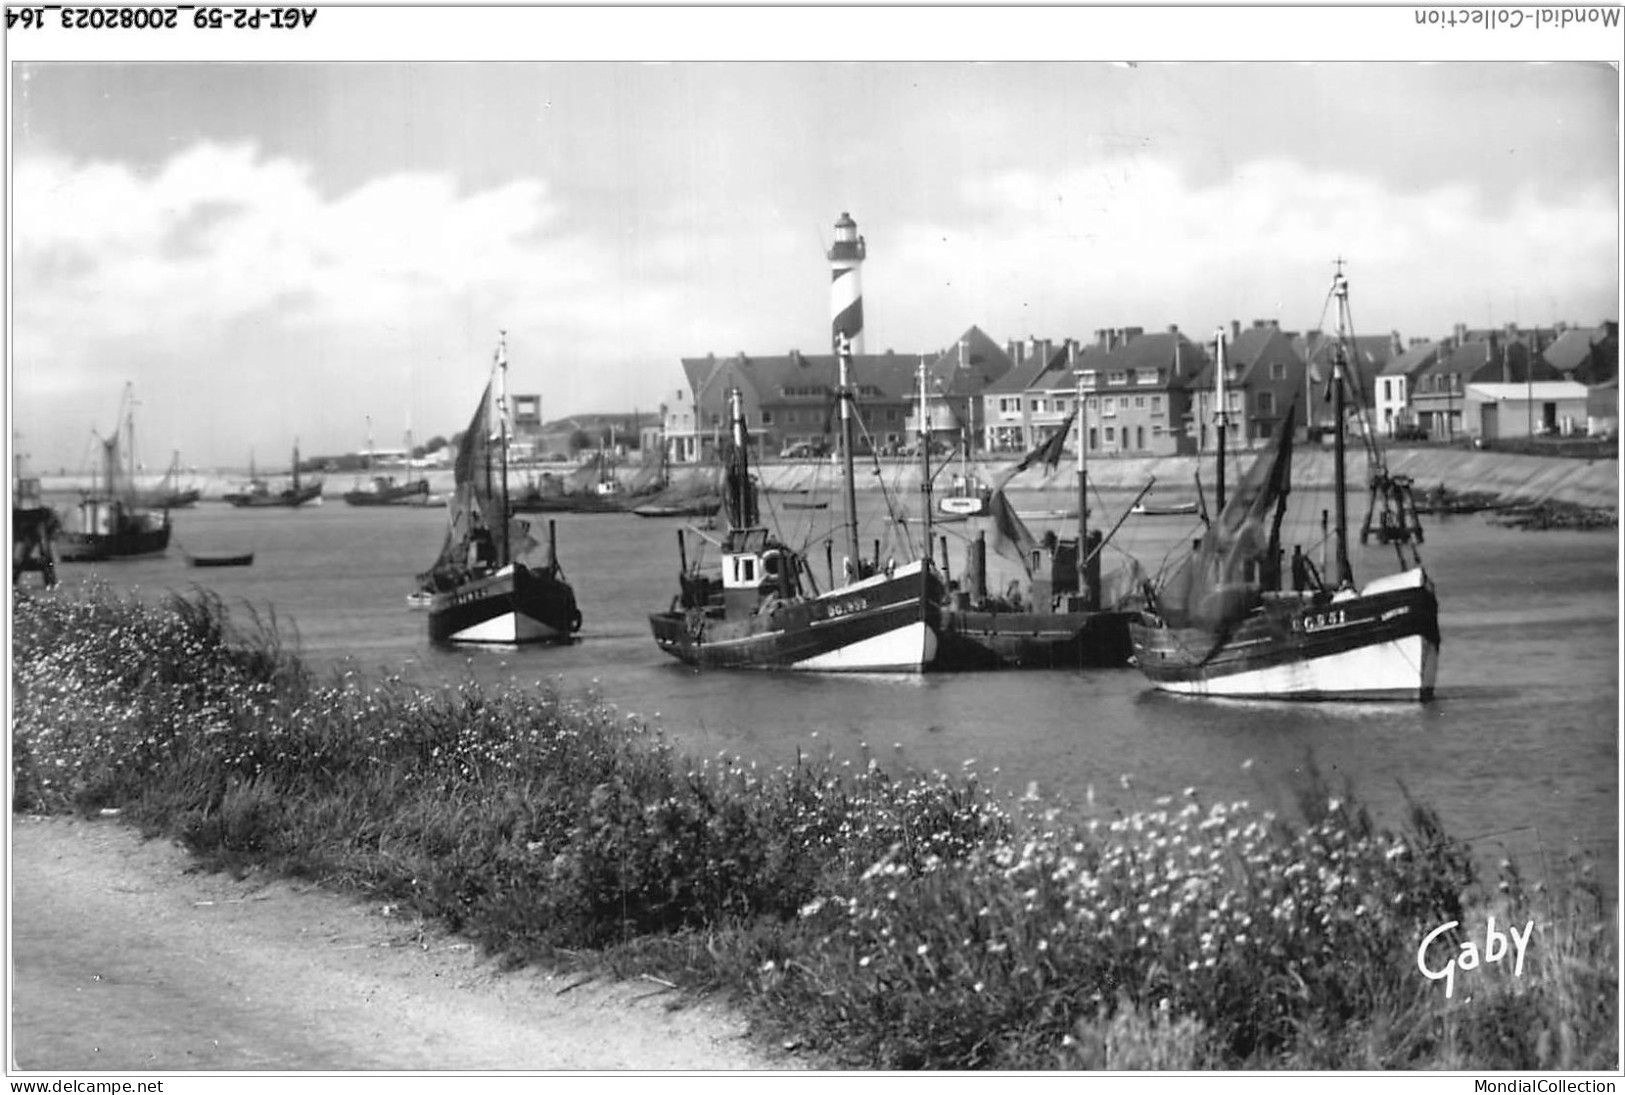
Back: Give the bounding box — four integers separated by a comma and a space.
792, 619, 938, 672
443, 610, 566, 646
1154, 630, 1439, 701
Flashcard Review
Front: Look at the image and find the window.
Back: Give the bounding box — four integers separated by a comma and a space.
1257, 391, 1276, 415
1138, 369, 1162, 385
1134, 396, 1146, 409
1104, 426, 1116, 442
1088, 427, 1099, 450
1108, 371, 1127, 385
760, 410, 774, 425
1151, 395, 1163, 413
886, 409, 899, 422
1101, 399, 1117, 417
999, 396, 1020, 414
1031, 398, 1046, 414
1119, 396, 1130, 410
1078, 370, 1098, 388
1270, 361, 1287, 381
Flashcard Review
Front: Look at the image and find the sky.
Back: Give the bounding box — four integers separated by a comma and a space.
7, 11, 1621, 473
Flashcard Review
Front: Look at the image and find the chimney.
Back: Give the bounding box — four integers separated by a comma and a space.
1392, 330, 1405, 357
1454, 322, 1469, 344
1231, 319, 1241, 342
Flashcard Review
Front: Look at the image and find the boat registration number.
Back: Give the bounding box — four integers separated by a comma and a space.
824, 596, 870, 619
1299, 609, 1348, 632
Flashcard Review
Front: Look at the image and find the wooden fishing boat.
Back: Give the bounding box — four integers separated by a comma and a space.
58, 385, 173, 563
133, 451, 201, 509
1128, 265, 1439, 701
223, 445, 324, 508
1131, 500, 1200, 517
187, 551, 254, 568
929, 371, 1145, 670
419, 333, 583, 646
649, 336, 942, 672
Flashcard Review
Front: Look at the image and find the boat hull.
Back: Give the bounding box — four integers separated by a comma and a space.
187, 552, 254, 568
58, 521, 171, 562
936, 607, 1135, 669
224, 483, 324, 508
428, 563, 582, 646
649, 561, 939, 672
343, 480, 431, 506
1128, 570, 1440, 701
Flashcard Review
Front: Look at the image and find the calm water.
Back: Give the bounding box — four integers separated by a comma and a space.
35, 483, 1621, 896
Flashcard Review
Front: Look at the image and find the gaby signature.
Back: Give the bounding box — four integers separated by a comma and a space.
1417, 917, 1534, 998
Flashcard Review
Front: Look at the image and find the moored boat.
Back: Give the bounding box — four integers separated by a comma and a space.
1127, 266, 1439, 701
419, 333, 583, 646
223, 445, 324, 508
187, 551, 254, 568
930, 367, 1145, 670
58, 385, 173, 563
648, 336, 942, 672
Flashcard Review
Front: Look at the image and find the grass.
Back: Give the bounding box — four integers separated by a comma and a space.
10, 583, 1618, 1070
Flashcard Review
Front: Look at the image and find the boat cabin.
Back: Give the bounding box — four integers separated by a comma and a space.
719, 527, 802, 616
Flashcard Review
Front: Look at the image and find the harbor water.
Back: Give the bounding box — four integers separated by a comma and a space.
30, 484, 1621, 898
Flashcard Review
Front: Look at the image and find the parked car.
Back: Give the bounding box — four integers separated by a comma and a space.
779, 441, 828, 459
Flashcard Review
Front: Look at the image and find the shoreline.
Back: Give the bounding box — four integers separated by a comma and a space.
29, 445, 1622, 512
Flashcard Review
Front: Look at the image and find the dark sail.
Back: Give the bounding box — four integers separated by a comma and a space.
1157, 412, 1294, 632
1012, 408, 1077, 475
428, 380, 497, 577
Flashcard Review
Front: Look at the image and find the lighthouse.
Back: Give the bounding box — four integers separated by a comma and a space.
827, 211, 866, 354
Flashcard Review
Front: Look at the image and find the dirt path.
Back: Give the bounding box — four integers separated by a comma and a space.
8, 815, 794, 1072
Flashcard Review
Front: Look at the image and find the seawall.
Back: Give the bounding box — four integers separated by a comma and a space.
29, 447, 1619, 512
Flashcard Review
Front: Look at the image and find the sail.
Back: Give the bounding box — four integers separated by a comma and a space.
987, 488, 1039, 575
1157, 412, 1294, 631
1009, 408, 1077, 478
431, 380, 499, 574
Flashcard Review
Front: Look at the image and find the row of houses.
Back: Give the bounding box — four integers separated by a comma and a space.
653, 319, 1618, 464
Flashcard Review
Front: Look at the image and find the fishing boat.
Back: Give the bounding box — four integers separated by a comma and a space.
1131, 500, 1200, 517
418, 333, 582, 646
1128, 266, 1439, 701
58, 385, 173, 563
648, 336, 943, 671
343, 422, 432, 506
222, 445, 324, 508
629, 429, 724, 518
939, 428, 992, 517
186, 551, 254, 568
133, 451, 202, 509
931, 369, 1146, 669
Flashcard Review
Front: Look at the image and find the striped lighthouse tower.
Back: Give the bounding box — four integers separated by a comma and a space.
827, 211, 866, 354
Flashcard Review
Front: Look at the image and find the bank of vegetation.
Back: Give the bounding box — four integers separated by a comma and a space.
10, 585, 1616, 1070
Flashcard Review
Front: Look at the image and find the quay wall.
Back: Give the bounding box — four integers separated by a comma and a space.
29, 447, 1619, 511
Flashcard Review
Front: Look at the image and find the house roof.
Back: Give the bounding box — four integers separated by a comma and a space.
1186, 326, 1287, 388
1090, 330, 1208, 387
1466, 381, 1590, 402
1541, 327, 1608, 376
928, 326, 1015, 399
681, 350, 922, 408
985, 342, 1068, 395
1382, 341, 1439, 378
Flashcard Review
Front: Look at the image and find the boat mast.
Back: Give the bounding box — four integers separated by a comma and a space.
1331, 274, 1352, 588
917, 357, 934, 555
1213, 329, 1229, 512
497, 330, 512, 564
836, 333, 863, 577
1074, 368, 1093, 608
